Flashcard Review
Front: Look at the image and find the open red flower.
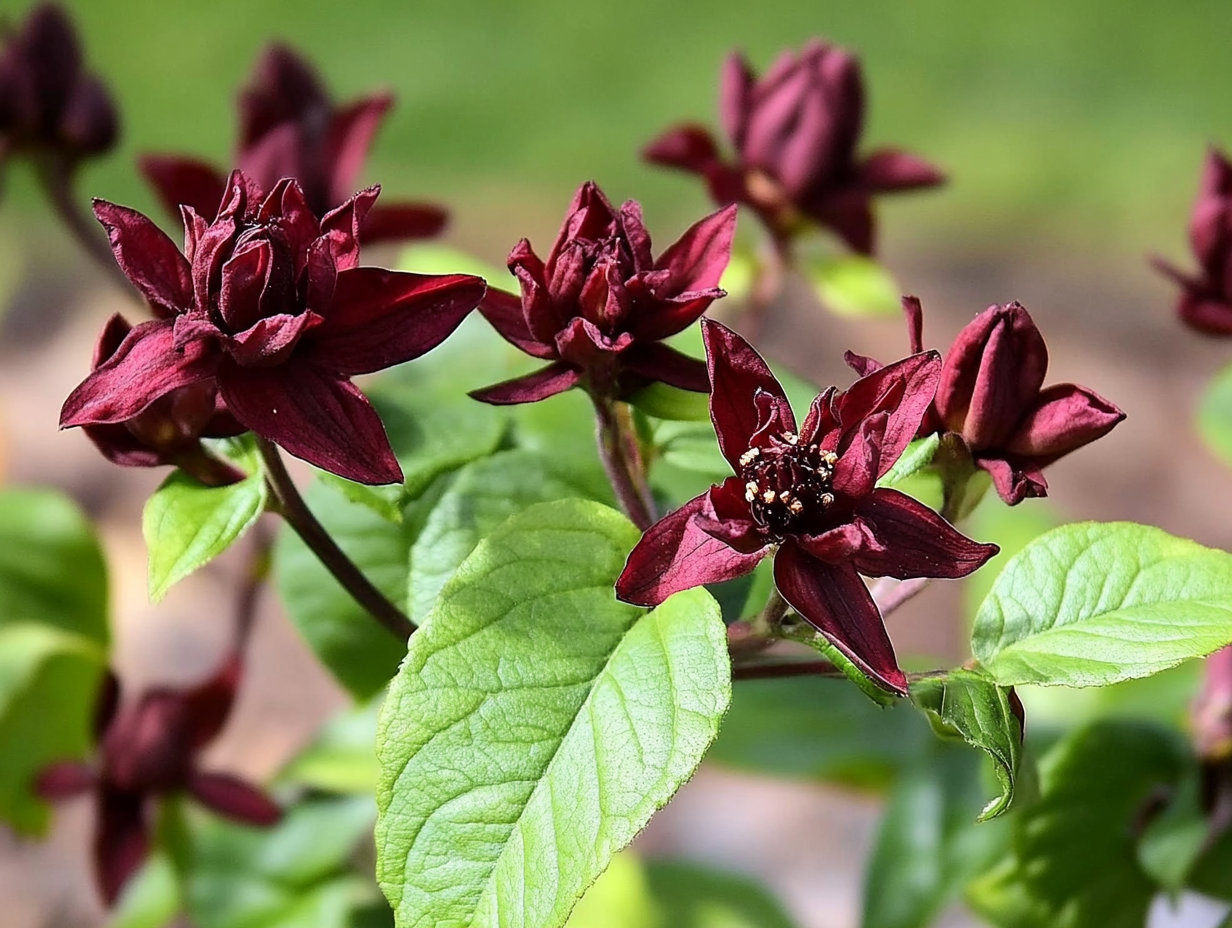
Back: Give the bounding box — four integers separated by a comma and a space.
36, 654, 281, 907
139, 44, 444, 244
0, 3, 117, 170
1155, 148, 1232, 335
472, 180, 735, 405
60, 171, 485, 485
616, 318, 997, 694
643, 39, 942, 255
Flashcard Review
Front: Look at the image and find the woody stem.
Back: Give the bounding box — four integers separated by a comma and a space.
592, 396, 655, 530
256, 437, 416, 641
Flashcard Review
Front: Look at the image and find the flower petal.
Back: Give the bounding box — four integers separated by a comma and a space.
615, 489, 768, 607
181, 651, 242, 751
837, 349, 941, 476
701, 317, 793, 471
188, 772, 282, 826
321, 93, 392, 203
642, 124, 722, 175
1005, 382, 1125, 460
319, 185, 379, 271
218, 361, 402, 485
773, 541, 906, 694
832, 411, 886, 499
977, 454, 1048, 506
852, 488, 999, 578
237, 44, 330, 149
361, 201, 449, 244
61, 320, 219, 428
859, 149, 946, 192
649, 204, 737, 299
720, 53, 755, 147
35, 761, 95, 799
309, 267, 484, 374
469, 361, 582, 405
94, 788, 150, 906
620, 342, 710, 393
478, 287, 556, 359
1179, 292, 1232, 335
137, 155, 228, 222
92, 200, 194, 317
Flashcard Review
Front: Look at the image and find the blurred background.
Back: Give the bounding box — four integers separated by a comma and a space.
3, 0, 1232, 926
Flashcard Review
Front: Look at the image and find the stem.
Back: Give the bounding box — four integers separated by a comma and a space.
733, 658, 844, 681
592, 395, 655, 530
740, 237, 788, 343
34, 154, 133, 295
234, 520, 272, 646
256, 437, 415, 641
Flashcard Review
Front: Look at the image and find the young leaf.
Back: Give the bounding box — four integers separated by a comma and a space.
971, 522, 1232, 687
966, 721, 1186, 928
627, 382, 712, 422
316, 472, 407, 523
376, 500, 731, 928
142, 470, 267, 601
908, 670, 1023, 820
876, 434, 940, 489
645, 859, 800, 928
407, 449, 611, 622
1136, 767, 1208, 894
1198, 359, 1232, 470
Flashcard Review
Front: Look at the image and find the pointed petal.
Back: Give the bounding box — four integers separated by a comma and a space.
218, 362, 401, 485
832, 411, 886, 499
698, 476, 771, 554
1191, 149, 1232, 266
901, 296, 926, 354
843, 350, 881, 377
859, 149, 946, 191
319, 185, 379, 271
35, 761, 95, 799
469, 362, 581, 405
811, 190, 876, 256
720, 53, 755, 147
361, 201, 449, 244
852, 488, 998, 578
652, 204, 738, 297
1005, 382, 1125, 459
701, 317, 793, 470
615, 488, 767, 606
182, 652, 242, 751
309, 267, 484, 374
95, 789, 150, 906
837, 350, 941, 477
773, 542, 906, 694
137, 155, 228, 222
92, 200, 194, 317
237, 44, 329, 149
61, 320, 219, 427
977, 454, 1048, 506
237, 122, 309, 200
620, 342, 710, 393
1179, 293, 1232, 335
188, 772, 282, 826
478, 287, 556, 359
642, 124, 722, 175
322, 93, 392, 202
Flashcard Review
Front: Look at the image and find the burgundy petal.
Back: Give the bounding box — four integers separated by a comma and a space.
478, 287, 556, 359
137, 155, 228, 222
181, 652, 242, 751
772, 542, 906, 694
832, 412, 886, 500
620, 342, 710, 393
837, 350, 941, 476
702, 317, 793, 471
698, 476, 771, 554
1191, 149, 1232, 266
808, 189, 875, 256
901, 296, 926, 354
361, 201, 449, 244
794, 521, 878, 564
309, 268, 484, 374
616, 490, 768, 607
719, 53, 755, 147
977, 454, 1048, 506
1179, 293, 1232, 335
227, 311, 323, 367
94, 788, 150, 906
642, 124, 722, 175
318, 185, 379, 271
321, 93, 392, 203
1005, 382, 1125, 459
843, 350, 881, 377
188, 772, 282, 826
859, 149, 946, 192
218, 361, 402, 485
35, 761, 95, 799
468, 362, 582, 406
852, 488, 998, 578
61, 320, 219, 427
92, 200, 194, 317
238, 44, 329, 149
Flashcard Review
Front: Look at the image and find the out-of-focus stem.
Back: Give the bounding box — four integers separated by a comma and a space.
35, 154, 133, 295
592, 395, 655, 530
234, 520, 272, 646
740, 237, 789, 343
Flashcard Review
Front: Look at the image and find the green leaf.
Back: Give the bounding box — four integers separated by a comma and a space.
407, 449, 611, 622
963, 499, 1059, 625
273, 479, 433, 699
862, 745, 1012, 928
277, 698, 382, 795
807, 254, 902, 318
0, 623, 105, 833
0, 487, 108, 643
109, 854, 181, 928
645, 859, 799, 928
776, 616, 899, 706
966, 721, 1186, 928
971, 522, 1232, 688
565, 853, 660, 928
628, 382, 712, 421
708, 676, 928, 790
317, 472, 407, 524
1136, 767, 1207, 894
1198, 359, 1232, 470
876, 434, 940, 489
143, 469, 267, 601
908, 670, 1023, 820
376, 500, 731, 928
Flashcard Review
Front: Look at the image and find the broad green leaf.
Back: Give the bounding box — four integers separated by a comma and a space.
407, 449, 611, 622
1189, 818, 1232, 901
645, 859, 799, 928
1015, 662, 1198, 733
807, 254, 901, 318
565, 853, 660, 928
971, 522, 1232, 688
0, 623, 105, 833
317, 472, 407, 524
908, 670, 1023, 820
966, 722, 1186, 928
109, 854, 181, 928
0, 487, 108, 643
628, 382, 711, 421
708, 676, 928, 790
143, 469, 266, 601
376, 500, 731, 928
277, 699, 382, 795
1198, 359, 1232, 469
862, 745, 1012, 928
876, 434, 940, 489
1136, 767, 1207, 894
963, 499, 1059, 624
273, 479, 434, 699
507, 387, 599, 471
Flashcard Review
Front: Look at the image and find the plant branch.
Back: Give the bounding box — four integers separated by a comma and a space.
233, 520, 272, 647
256, 437, 415, 641
35, 154, 133, 295
592, 395, 655, 530
732, 658, 845, 681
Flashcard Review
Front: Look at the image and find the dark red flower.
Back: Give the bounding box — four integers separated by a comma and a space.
1194, 646, 1232, 763
616, 318, 997, 694
60, 172, 485, 485
1155, 148, 1232, 335
0, 4, 117, 168
643, 39, 942, 255
139, 43, 444, 244
850, 297, 1126, 505
471, 181, 735, 405
36, 654, 281, 906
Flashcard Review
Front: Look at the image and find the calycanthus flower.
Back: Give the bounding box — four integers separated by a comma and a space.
616, 318, 998, 694
139, 43, 445, 244
60, 171, 485, 485
1155, 148, 1232, 335
472, 180, 736, 405
36, 654, 280, 906
642, 39, 942, 255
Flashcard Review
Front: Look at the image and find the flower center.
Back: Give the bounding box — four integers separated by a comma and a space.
739, 431, 837, 535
